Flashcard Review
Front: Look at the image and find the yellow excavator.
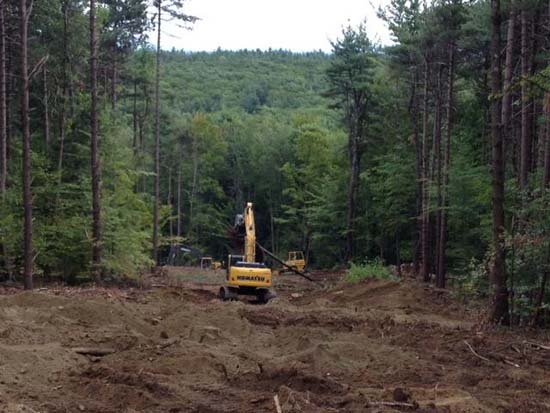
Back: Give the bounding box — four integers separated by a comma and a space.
219, 202, 276, 303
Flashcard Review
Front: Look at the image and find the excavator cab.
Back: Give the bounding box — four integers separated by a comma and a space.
220, 203, 276, 303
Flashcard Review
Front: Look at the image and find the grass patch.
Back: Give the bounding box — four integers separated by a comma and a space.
345, 258, 396, 283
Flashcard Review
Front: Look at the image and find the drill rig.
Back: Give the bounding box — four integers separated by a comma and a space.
219, 202, 276, 303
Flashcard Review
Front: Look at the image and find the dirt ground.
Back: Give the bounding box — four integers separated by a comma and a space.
0, 268, 550, 413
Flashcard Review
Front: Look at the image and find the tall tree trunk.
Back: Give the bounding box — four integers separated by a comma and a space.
90, 0, 102, 278
132, 78, 137, 154
490, 0, 509, 324
411, 69, 422, 276
543, 0, 550, 183
535, 2, 550, 325
421, 58, 430, 282
345, 131, 360, 262
189, 137, 198, 238
0, 0, 7, 278
0, 0, 6, 195
111, 50, 117, 111
152, 0, 161, 265
544, 92, 550, 188
20, 0, 33, 290
502, 7, 515, 161
533, 235, 549, 326
537, 99, 546, 170
6, 26, 13, 163
270, 202, 275, 254
177, 165, 182, 237
437, 44, 455, 289
168, 168, 173, 239
519, 9, 531, 189
529, 15, 538, 173
58, 1, 69, 184
433, 65, 443, 279
43, 64, 50, 153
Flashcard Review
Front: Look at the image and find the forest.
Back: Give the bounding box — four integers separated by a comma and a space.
0, 0, 549, 329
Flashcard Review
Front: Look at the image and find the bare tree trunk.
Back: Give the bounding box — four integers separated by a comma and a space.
0, 0, 7, 278
345, 131, 360, 262
177, 165, 182, 237
132, 79, 137, 154
111, 49, 117, 111
0, 0, 6, 195
6, 27, 13, 163
90, 0, 102, 279
502, 7, 515, 160
437, 45, 455, 289
529, 15, 538, 173
58, 1, 69, 184
270, 202, 275, 254
421, 58, 430, 282
411, 69, 422, 276
537, 99, 546, 170
189, 137, 198, 238
433, 65, 443, 279
20, 0, 33, 290
533, 244, 549, 326
152, 0, 161, 266
542, 0, 550, 184
43, 64, 50, 153
544, 92, 550, 188
168, 168, 173, 239
519, 9, 531, 189
537, 92, 550, 325
490, 0, 509, 324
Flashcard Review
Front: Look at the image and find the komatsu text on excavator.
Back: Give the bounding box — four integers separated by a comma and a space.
219, 202, 276, 303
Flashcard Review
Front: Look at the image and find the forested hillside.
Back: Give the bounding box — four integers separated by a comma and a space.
0, 0, 549, 325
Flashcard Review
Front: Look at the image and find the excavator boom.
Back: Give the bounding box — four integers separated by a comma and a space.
244, 202, 256, 263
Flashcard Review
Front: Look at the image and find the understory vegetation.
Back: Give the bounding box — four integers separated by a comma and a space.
345, 259, 396, 283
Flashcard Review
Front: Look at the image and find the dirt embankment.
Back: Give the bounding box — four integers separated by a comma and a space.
0, 269, 549, 412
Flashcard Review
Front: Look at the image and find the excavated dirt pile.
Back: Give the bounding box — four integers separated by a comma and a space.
0, 268, 550, 412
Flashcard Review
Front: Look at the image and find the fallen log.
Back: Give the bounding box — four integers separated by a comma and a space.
72, 347, 116, 357
369, 401, 418, 409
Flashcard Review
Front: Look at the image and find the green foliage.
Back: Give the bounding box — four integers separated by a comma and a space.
345, 258, 396, 283
100, 116, 153, 277
454, 257, 491, 300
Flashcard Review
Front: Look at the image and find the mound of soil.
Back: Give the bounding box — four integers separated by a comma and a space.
0, 270, 549, 412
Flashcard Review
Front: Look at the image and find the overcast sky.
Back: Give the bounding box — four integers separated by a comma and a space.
154, 0, 392, 52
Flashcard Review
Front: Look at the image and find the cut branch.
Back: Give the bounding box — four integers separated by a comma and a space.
464, 340, 491, 363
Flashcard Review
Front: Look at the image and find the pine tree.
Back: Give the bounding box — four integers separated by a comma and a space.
90, 0, 102, 279
490, 0, 509, 324
326, 24, 376, 262
20, 0, 32, 290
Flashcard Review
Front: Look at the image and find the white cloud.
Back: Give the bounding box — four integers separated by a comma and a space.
152, 0, 392, 52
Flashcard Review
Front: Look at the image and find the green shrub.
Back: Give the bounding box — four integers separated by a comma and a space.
345, 258, 396, 283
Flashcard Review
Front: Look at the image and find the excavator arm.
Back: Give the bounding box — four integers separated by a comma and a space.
243, 202, 256, 263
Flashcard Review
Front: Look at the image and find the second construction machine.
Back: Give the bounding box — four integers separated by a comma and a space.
219, 202, 276, 303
